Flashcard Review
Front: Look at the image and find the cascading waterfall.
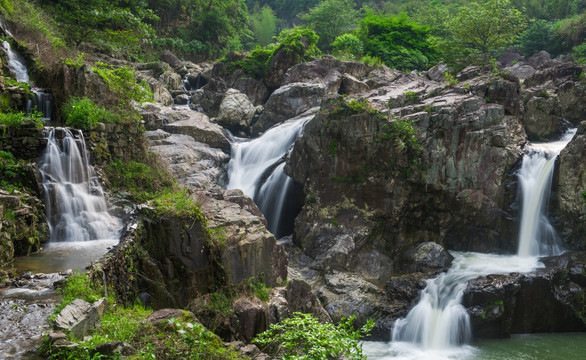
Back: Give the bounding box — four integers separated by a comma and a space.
40, 128, 121, 243
227, 112, 313, 237
517, 128, 577, 257
2, 40, 52, 120
383, 129, 577, 358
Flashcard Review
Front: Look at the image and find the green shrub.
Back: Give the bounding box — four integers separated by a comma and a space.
50, 272, 106, 322
92, 62, 153, 109
61, 97, 121, 130
0, 111, 44, 129
332, 33, 364, 60
253, 312, 374, 360
152, 37, 208, 56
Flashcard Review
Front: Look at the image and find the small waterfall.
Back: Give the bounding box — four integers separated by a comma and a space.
227, 112, 313, 237
3, 41, 29, 83
40, 128, 121, 243
386, 130, 577, 357
2, 40, 52, 120
517, 128, 577, 257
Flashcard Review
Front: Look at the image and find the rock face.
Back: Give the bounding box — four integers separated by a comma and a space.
463, 252, 586, 338
216, 89, 256, 132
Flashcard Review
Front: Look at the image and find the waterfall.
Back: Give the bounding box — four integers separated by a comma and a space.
2, 40, 52, 120
40, 128, 121, 242
386, 129, 576, 357
517, 128, 577, 257
227, 112, 313, 237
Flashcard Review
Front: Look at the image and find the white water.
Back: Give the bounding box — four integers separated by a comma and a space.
517, 128, 577, 257
227, 112, 313, 236
374, 129, 577, 359
3, 41, 29, 83
2, 40, 52, 120
40, 128, 121, 243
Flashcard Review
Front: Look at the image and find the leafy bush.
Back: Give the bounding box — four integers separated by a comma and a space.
518, 20, 559, 57
253, 312, 374, 360
356, 11, 437, 71
573, 43, 586, 64
152, 37, 208, 56
332, 33, 363, 60
92, 62, 153, 108
61, 97, 121, 130
0, 111, 44, 128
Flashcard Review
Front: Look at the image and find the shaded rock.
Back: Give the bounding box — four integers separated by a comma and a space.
526, 50, 551, 69
159, 70, 183, 91
174, 93, 189, 105
497, 50, 524, 67
264, 36, 311, 89
364, 66, 403, 89
253, 82, 325, 133
231, 77, 269, 105
283, 56, 345, 94
427, 63, 449, 82
524, 62, 583, 88
457, 66, 482, 81
95, 341, 137, 356
160, 50, 184, 72
232, 297, 267, 342
285, 279, 331, 323
54, 299, 101, 338
340, 73, 370, 95
217, 89, 256, 132
504, 63, 535, 81
268, 291, 289, 325
194, 78, 228, 117
524, 95, 562, 140
406, 242, 453, 272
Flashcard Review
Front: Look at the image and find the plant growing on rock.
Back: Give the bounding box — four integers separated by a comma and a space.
253, 312, 374, 360
61, 97, 121, 130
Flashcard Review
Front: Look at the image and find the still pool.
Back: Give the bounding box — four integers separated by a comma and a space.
365, 333, 586, 360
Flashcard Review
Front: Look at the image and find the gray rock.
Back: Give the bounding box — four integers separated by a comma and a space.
54, 299, 99, 338
340, 73, 370, 95
174, 93, 190, 105
232, 297, 267, 342
526, 50, 552, 69
160, 50, 184, 71
504, 63, 535, 81
408, 242, 453, 272
163, 110, 231, 152
427, 63, 449, 82
159, 70, 183, 91
217, 89, 256, 131
95, 341, 138, 356
145, 308, 198, 326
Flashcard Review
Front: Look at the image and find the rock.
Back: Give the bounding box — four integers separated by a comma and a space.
145, 308, 198, 326
54, 299, 100, 338
268, 291, 289, 325
457, 66, 482, 81
253, 82, 326, 133
148, 131, 229, 189
264, 36, 312, 89
160, 50, 184, 71
162, 110, 231, 152
232, 297, 267, 342
406, 242, 453, 272
524, 62, 583, 89
217, 89, 256, 131
463, 252, 586, 338
174, 93, 190, 105
427, 63, 449, 82
93, 297, 108, 317
524, 95, 562, 140
282, 56, 346, 94
239, 344, 261, 356
95, 341, 138, 356
504, 63, 535, 81
340, 73, 370, 95
48, 332, 67, 343
194, 78, 228, 117
159, 70, 183, 91
526, 50, 552, 69
231, 77, 269, 105
364, 66, 403, 89
497, 50, 524, 67
285, 280, 331, 323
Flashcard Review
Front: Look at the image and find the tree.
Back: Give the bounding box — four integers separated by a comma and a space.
300, 0, 359, 51
518, 19, 558, 57
450, 0, 526, 63
250, 4, 279, 47
356, 10, 437, 71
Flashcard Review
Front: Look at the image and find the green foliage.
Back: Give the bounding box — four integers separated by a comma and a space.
61, 97, 122, 130
0, 0, 13, 14
103, 158, 175, 203
0, 111, 43, 129
378, 116, 423, 178
573, 43, 586, 64
404, 91, 419, 104
274, 26, 321, 61
92, 62, 153, 109
332, 33, 364, 60
248, 275, 270, 302
150, 189, 203, 218
300, 0, 359, 51
4, 78, 33, 97
151, 37, 208, 56
226, 46, 274, 79
0, 150, 28, 189
449, 0, 526, 64
63, 52, 86, 67
518, 19, 558, 57
356, 11, 437, 71
50, 272, 106, 322
8, 0, 66, 50
444, 72, 459, 86
253, 312, 374, 360
250, 4, 279, 47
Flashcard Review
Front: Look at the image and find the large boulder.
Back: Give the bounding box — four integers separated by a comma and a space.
231, 297, 267, 342
524, 94, 563, 140
253, 82, 326, 133
54, 298, 107, 338
216, 89, 256, 132
162, 109, 231, 152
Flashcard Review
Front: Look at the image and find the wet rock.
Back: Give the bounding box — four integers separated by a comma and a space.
174, 93, 189, 105
216, 89, 256, 132
232, 297, 267, 342
95, 341, 138, 356
406, 242, 453, 272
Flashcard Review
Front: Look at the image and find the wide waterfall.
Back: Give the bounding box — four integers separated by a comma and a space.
227, 112, 313, 237
374, 129, 577, 359
517, 128, 577, 257
40, 128, 121, 243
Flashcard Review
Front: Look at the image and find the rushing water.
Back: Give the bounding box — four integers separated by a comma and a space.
227, 112, 313, 237
517, 129, 577, 257
370, 129, 578, 359
2, 40, 52, 120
